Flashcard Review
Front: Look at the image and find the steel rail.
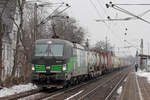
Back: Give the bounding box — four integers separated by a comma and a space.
78, 68, 130, 100
40, 69, 129, 100
36, 74, 106, 100
105, 70, 128, 100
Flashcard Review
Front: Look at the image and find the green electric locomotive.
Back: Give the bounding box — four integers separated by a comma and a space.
31, 39, 89, 88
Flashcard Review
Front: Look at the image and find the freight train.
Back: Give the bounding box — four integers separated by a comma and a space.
31, 39, 130, 88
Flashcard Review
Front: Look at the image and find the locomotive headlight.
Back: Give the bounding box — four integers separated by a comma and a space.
32, 64, 35, 71
62, 64, 67, 71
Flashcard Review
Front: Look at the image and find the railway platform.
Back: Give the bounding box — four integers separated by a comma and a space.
119, 70, 150, 100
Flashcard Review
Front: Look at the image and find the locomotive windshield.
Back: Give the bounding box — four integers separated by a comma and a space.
35, 44, 49, 56
49, 44, 64, 56
35, 44, 64, 57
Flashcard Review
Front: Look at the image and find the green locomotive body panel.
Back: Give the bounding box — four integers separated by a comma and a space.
51, 65, 63, 71
34, 64, 45, 71
32, 57, 77, 73
65, 57, 77, 73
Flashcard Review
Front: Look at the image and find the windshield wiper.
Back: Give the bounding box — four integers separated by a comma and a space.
49, 49, 56, 60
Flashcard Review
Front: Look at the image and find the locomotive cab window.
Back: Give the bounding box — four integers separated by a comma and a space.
49, 44, 64, 56
34, 44, 64, 57
35, 44, 49, 56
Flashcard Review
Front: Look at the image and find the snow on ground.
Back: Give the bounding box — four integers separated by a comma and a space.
117, 86, 122, 95
136, 69, 150, 84
0, 83, 37, 97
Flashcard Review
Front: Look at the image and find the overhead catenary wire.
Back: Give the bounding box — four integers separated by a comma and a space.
96, 0, 114, 34
114, 4, 150, 6
88, 0, 124, 43
94, 0, 124, 38
124, 40, 140, 50
88, 0, 130, 56
96, 0, 118, 28
97, 2, 146, 41
96, 9, 150, 22
88, 1, 138, 56
37, 3, 70, 27
97, 0, 127, 45
108, 3, 150, 25
96, 0, 112, 39
96, 0, 108, 16
114, 6, 150, 24
37, 3, 64, 27
88, 0, 104, 18
111, 5, 150, 39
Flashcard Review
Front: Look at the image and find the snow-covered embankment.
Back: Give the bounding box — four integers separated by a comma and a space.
0, 83, 37, 97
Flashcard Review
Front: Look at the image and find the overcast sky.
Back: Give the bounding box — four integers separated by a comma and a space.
33, 0, 150, 57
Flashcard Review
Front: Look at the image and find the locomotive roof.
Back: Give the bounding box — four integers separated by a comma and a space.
35, 39, 73, 46
74, 44, 85, 50
36, 39, 87, 50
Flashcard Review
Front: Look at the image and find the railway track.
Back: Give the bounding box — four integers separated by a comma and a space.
46, 67, 131, 100
18, 75, 106, 100
0, 67, 131, 100
0, 74, 105, 100
104, 70, 128, 100
78, 67, 131, 100
29, 67, 131, 100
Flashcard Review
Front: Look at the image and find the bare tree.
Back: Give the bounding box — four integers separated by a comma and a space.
50, 15, 85, 44
10, 0, 26, 83
94, 40, 114, 54
0, 0, 11, 83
